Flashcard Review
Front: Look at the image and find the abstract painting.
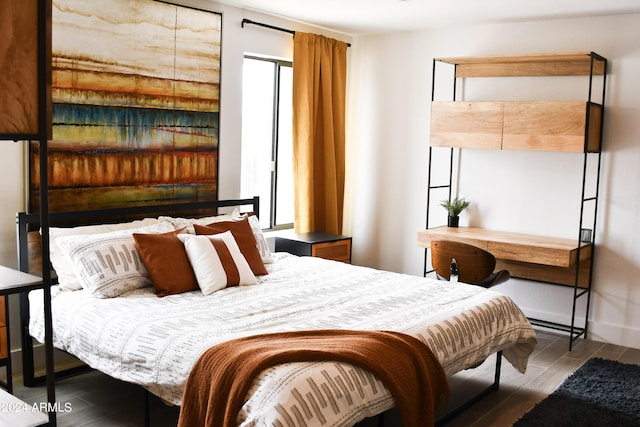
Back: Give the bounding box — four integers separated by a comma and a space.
30, 0, 221, 212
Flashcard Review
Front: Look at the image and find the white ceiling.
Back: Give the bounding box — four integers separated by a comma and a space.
215, 0, 640, 35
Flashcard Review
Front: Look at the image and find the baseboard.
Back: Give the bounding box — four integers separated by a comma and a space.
521, 306, 587, 330
521, 306, 639, 350
589, 321, 640, 349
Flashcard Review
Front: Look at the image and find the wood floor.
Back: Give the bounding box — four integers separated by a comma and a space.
10, 330, 640, 427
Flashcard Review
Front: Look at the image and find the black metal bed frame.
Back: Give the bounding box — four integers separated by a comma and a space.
435, 352, 502, 426
16, 194, 503, 425
15, 197, 260, 388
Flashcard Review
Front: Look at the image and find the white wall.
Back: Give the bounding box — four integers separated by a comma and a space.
347, 13, 640, 348
0, 142, 24, 268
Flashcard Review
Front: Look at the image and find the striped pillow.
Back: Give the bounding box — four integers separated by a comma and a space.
56, 222, 175, 298
194, 216, 268, 276
179, 231, 257, 295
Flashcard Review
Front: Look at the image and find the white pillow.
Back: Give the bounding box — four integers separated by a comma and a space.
179, 231, 257, 295
247, 215, 273, 264
56, 222, 175, 298
49, 217, 160, 291
158, 208, 239, 234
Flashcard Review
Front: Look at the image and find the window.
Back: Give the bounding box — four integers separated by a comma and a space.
241, 56, 294, 230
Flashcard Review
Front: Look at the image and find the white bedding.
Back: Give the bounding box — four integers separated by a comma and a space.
30, 253, 537, 426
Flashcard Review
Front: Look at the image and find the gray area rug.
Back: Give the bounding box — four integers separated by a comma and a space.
514, 358, 640, 427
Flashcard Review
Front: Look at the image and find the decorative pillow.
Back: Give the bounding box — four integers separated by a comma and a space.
178, 232, 257, 295
247, 214, 273, 264
49, 217, 160, 291
56, 222, 175, 298
158, 208, 240, 234
160, 210, 273, 264
194, 216, 268, 276
133, 229, 198, 297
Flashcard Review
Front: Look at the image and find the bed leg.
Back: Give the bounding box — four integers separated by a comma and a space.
435, 351, 502, 426
143, 389, 150, 427
493, 350, 502, 390
19, 294, 37, 387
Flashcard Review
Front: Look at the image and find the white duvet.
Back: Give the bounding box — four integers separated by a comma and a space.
30, 253, 537, 426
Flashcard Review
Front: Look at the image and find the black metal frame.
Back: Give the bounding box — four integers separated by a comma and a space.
16, 197, 259, 389
424, 53, 607, 351
374, 352, 502, 426
0, 0, 55, 424
0, 296, 12, 392
435, 351, 502, 426
424, 58, 457, 278
15, 193, 508, 426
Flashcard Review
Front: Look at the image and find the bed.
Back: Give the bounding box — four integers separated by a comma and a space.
17, 198, 537, 426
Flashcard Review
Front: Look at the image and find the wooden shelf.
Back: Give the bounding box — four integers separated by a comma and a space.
417, 227, 592, 287
435, 51, 606, 77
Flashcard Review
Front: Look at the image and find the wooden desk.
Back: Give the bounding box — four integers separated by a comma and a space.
417, 227, 592, 287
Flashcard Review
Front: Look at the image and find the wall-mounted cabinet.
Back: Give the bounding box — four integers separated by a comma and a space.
422, 51, 607, 350
431, 101, 603, 152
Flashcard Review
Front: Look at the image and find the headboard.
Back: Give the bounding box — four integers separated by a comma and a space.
15, 196, 259, 387
16, 197, 260, 274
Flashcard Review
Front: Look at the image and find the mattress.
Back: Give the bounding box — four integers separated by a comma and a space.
30, 252, 537, 426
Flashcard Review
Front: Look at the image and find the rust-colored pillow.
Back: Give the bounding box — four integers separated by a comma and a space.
194, 216, 268, 276
133, 229, 198, 297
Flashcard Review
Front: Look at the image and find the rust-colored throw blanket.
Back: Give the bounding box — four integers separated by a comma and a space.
177, 329, 449, 427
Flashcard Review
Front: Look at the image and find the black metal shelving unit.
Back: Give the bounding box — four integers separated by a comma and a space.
0, 0, 56, 424
424, 52, 607, 350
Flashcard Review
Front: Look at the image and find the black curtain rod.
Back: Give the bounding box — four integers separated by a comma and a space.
241, 18, 351, 47
242, 19, 295, 36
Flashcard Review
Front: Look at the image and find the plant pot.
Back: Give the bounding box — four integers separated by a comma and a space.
447, 215, 459, 227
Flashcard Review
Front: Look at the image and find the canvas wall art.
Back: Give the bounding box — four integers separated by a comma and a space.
30, 0, 221, 212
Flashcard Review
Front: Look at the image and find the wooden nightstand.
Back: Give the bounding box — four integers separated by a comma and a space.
0, 266, 46, 393
275, 232, 352, 263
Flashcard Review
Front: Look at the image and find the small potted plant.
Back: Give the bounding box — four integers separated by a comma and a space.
440, 197, 470, 227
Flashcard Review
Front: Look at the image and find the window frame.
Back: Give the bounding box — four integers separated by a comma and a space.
242, 55, 293, 231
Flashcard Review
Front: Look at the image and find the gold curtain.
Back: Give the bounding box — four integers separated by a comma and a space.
292, 32, 348, 234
